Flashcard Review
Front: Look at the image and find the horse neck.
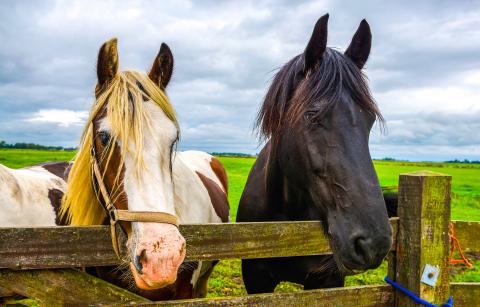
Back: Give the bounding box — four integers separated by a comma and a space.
265, 150, 284, 208
265, 143, 310, 221
264, 144, 315, 221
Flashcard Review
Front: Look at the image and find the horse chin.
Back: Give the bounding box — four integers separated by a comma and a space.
330, 254, 360, 276
328, 235, 364, 276
330, 253, 351, 275
129, 262, 177, 290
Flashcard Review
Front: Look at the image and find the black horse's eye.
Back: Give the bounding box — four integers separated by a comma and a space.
304, 111, 317, 122
98, 131, 111, 147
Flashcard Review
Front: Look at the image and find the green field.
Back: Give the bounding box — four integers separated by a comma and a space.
0, 148, 478, 298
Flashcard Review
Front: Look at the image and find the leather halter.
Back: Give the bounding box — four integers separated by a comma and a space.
90, 143, 178, 259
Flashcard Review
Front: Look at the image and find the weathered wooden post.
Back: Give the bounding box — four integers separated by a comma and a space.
395, 171, 451, 306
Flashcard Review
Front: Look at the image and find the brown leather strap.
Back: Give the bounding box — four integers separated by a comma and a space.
91, 151, 115, 212
110, 221, 121, 258
108, 211, 178, 259
110, 210, 178, 225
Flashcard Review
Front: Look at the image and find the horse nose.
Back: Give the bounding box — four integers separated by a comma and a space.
350, 234, 390, 269
133, 249, 146, 274
353, 237, 374, 266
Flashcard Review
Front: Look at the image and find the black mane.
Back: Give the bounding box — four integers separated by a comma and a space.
256, 48, 383, 142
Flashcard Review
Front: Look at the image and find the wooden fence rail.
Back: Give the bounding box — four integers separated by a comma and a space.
111, 283, 480, 306
0, 220, 398, 269
1, 220, 478, 270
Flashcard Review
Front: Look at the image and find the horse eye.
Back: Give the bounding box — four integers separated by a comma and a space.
98, 131, 110, 147
304, 111, 317, 121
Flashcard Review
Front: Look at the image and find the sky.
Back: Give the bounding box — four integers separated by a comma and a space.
1, 0, 480, 161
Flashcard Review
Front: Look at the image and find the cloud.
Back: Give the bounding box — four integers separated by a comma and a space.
376, 84, 480, 118
24, 109, 88, 127
0, 0, 479, 160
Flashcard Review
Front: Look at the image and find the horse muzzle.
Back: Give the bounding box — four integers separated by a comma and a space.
129, 223, 186, 290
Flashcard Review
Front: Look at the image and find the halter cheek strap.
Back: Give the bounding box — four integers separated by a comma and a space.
90, 145, 178, 259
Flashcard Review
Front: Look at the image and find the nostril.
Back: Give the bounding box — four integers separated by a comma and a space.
353, 237, 373, 265
133, 249, 146, 274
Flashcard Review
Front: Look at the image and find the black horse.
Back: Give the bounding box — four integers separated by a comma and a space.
237, 14, 392, 293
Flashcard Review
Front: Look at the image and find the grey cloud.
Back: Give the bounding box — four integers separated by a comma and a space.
372, 111, 480, 146
0, 0, 479, 160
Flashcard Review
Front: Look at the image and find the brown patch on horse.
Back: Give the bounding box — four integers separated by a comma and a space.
92, 111, 130, 231
196, 171, 229, 222
39, 162, 71, 180
148, 43, 174, 90
210, 157, 228, 195
48, 188, 68, 225
96, 38, 119, 95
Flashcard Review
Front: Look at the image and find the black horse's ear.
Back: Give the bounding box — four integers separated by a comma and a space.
97, 38, 119, 88
345, 19, 371, 69
304, 13, 329, 72
149, 43, 174, 90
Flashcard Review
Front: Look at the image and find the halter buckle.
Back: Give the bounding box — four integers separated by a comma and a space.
109, 210, 119, 223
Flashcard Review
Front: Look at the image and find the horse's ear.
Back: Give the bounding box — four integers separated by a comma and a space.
149, 43, 174, 90
304, 13, 329, 72
97, 38, 119, 88
345, 19, 371, 69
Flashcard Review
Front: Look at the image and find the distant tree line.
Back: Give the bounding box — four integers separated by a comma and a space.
210, 152, 256, 157
0, 140, 76, 151
445, 159, 480, 164
379, 157, 480, 164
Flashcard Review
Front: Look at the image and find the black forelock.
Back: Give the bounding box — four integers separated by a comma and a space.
256, 48, 383, 143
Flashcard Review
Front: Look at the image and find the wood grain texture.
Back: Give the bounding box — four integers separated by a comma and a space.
0, 269, 148, 306
0, 285, 15, 297
181, 221, 331, 260
0, 220, 399, 269
395, 171, 451, 307
0, 226, 117, 269
112, 285, 393, 307
450, 282, 480, 306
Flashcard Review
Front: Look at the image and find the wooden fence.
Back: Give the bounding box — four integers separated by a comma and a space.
0, 171, 479, 306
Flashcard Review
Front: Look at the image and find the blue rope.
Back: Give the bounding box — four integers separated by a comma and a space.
384, 276, 453, 307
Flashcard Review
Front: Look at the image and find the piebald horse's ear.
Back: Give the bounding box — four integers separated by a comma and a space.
304, 13, 329, 72
345, 19, 372, 69
97, 38, 119, 90
149, 43, 174, 90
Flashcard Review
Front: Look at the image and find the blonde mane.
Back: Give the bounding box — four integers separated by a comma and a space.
60, 71, 178, 225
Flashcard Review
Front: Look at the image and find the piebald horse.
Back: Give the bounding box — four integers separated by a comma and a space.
1, 39, 229, 300
0, 161, 70, 226
60, 39, 229, 299
237, 14, 392, 293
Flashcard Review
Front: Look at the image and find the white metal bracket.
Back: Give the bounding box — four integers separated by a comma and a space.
421, 264, 440, 287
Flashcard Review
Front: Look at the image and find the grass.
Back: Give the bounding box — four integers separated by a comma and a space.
373, 160, 480, 221
0, 149, 478, 298
0, 148, 75, 169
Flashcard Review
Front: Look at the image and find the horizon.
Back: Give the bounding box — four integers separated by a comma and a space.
1, 1, 479, 161
2, 140, 480, 163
